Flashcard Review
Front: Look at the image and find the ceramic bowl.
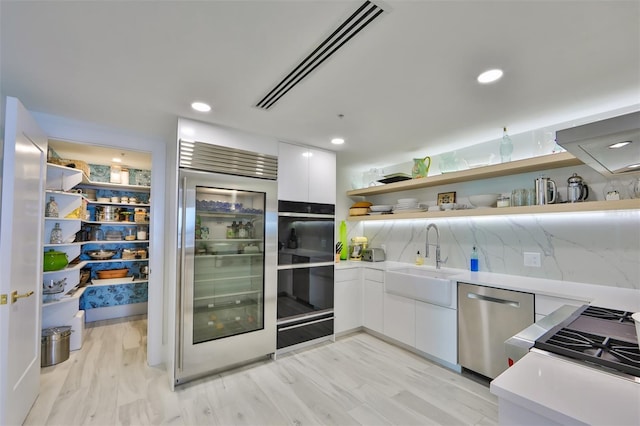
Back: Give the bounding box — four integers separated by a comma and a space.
469, 194, 499, 208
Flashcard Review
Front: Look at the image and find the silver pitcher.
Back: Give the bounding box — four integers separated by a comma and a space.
534, 175, 557, 205
567, 173, 589, 202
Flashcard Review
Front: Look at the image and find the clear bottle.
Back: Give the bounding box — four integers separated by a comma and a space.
50, 222, 63, 244
288, 228, 298, 249
45, 196, 59, 218
415, 250, 424, 265
500, 127, 514, 163
238, 221, 248, 238
470, 246, 479, 272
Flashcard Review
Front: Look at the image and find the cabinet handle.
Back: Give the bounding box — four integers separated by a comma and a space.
11, 290, 34, 304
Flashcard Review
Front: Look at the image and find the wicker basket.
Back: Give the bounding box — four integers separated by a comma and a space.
47, 158, 90, 177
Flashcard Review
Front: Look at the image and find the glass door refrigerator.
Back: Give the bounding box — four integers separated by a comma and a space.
176, 142, 277, 385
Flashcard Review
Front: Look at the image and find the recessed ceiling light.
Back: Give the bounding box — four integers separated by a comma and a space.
608, 141, 631, 149
191, 102, 211, 112
477, 69, 504, 84
331, 138, 345, 145
112, 157, 122, 163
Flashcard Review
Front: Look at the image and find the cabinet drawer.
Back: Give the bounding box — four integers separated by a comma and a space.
335, 268, 361, 282
535, 294, 587, 316
364, 268, 384, 283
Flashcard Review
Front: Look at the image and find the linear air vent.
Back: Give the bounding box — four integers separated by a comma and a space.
179, 140, 278, 180
255, 0, 384, 110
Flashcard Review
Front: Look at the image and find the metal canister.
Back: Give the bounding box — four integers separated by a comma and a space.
41, 326, 72, 367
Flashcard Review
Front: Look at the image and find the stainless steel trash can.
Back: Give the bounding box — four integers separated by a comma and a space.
41, 326, 72, 367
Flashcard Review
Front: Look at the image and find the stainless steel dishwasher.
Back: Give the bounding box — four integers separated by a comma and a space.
458, 282, 534, 379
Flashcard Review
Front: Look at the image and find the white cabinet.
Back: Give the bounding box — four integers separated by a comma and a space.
415, 300, 457, 365
334, 267, 362, 334
383, 292, 415, 346
363, 268, 384, 333
278, 142, 336, 204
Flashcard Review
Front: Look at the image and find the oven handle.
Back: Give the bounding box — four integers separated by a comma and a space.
467, 292, 521, 308
278, 212, 335, 219
278, 316, 334, 332
277, 310, 334, 326
278, 261, 335, 270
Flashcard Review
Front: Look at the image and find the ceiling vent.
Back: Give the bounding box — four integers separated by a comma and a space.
255, 0, 384, 110
179, 140, 278, 180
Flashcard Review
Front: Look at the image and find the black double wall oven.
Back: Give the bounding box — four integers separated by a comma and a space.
277, 201, 335, 349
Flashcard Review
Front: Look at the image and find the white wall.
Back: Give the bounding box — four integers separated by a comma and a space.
338, 162, 640, 290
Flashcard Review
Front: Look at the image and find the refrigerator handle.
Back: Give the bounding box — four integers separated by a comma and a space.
176, 175, 188, 371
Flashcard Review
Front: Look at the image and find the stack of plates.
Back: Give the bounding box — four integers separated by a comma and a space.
393, 198, 424, 213
369, 205, 393, 215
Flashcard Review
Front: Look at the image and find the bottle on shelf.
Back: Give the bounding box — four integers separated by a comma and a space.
231, 221, 239, 238
50, 222, 63, 244
246, 221, 254, 239
45, 196, 59, 218
287, 228, 298, 249
238, 221, 248, 238
500, 127, 514, 163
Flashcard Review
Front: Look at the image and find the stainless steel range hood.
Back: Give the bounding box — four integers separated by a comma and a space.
556, 111, 640, 176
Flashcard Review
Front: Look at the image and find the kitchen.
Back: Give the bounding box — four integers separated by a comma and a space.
1, 1, 639, 425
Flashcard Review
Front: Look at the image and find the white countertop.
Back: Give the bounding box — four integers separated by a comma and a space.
335, 260, 640, 312
336, 260, 640, 424
490, 350, 640, 426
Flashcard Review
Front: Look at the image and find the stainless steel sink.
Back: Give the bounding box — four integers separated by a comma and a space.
385, 266, 457, 307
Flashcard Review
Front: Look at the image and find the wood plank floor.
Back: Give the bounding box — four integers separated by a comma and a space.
24, 316, 498, 426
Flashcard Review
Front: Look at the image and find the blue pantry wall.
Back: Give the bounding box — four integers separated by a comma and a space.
44, 147, 152, 329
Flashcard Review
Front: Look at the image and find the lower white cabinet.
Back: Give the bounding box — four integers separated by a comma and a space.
383, 293, 415, 346
415, 300, 457, 365
363, 268, 384, 333
334, 268, 363, 334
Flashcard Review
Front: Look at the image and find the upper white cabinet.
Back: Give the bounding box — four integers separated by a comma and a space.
278, 142, 336, 204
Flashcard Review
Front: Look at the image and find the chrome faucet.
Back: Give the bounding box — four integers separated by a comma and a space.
426, 223, 443, 269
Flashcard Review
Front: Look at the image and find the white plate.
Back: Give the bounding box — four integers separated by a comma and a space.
92, 276, 135, 284
369, 205, 393, 212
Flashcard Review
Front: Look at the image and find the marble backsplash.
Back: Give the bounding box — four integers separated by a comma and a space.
349, 210, 640, 290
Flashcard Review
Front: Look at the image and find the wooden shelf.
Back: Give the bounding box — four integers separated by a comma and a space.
347, 152, 582, 197
348, 199, 640, 221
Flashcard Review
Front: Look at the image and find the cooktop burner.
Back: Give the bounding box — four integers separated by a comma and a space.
534, 305, 640, 378
581, 305, 635, 325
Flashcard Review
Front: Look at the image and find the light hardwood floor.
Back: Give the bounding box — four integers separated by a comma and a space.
24, 316, 498, 426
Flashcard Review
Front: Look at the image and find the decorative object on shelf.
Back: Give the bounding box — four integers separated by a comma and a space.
468, 194, 499, 208
412, 156, 431, 178
43, 277, 67, 294
534, 175, 557, 205
96, 268, 129, 279
86, 249, 117, 260
629, 177, 640, 199
348, 201, 372, 216
121, 168, 130, 185
50, 222, 63, 244
497, 195, 511, 208
110, 165, 122, 183
437, 191, 456, 205
566, 173, 589, 203
438, 151, 460, 174
45, 196, 59, 218
43, 249, 68, 272
377, 173, 411, 184
604, 179, 625, 200
500, 127, 514, 163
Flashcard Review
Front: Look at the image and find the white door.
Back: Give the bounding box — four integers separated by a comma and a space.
0, 97, 47, 425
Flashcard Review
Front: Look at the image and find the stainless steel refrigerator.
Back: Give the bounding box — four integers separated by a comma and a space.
175, 142, 278, 385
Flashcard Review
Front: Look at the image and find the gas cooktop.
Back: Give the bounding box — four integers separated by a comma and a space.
534, 305, 640, 378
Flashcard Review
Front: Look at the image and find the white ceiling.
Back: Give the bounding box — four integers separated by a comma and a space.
2, 1, 639, 172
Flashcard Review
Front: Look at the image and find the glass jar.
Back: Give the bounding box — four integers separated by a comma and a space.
125, 227, 136, 241
497, 195, 511, 208
45, 196, 59, 218
136, 225, 148, 240
50, 223, 63, 244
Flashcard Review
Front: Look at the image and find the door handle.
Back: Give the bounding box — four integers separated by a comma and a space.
11, 290, 34, 304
